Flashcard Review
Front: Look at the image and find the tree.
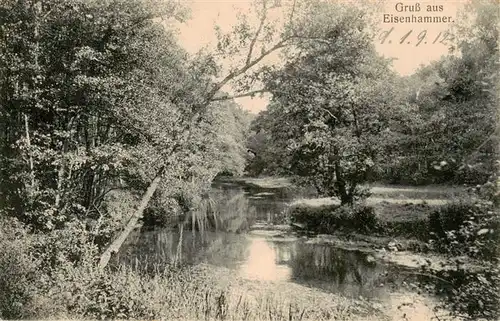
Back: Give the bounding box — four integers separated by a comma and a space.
245, 110, 290, 176
0, 0, 189, 230
0, 0, 241, 268
253, 2, 396, 204
378, 0, 499, 185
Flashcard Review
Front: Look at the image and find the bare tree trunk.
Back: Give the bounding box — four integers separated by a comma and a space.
24, 1, 42, 196
98, 167, 164, 269
24, 114, 35, 192
174, 222, 184, 267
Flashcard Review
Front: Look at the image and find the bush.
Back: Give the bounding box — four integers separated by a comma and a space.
416, 262, 500, 320
0, 218, 41, 319
0, 217, 165, 320
428, 201, 470, 238
142, 197, 183, 229
445, 268, 500, 320
427, 199, 500, 260
415, 175, 500, 320
0, 215, 140, 319
335, 205, 379, 233
46, 266, 157, 319
290, 204, 379, 234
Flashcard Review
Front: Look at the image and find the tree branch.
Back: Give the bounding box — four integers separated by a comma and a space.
246, 0, 268, 66
318, 106, 337, 120
212, 89, 269, 101
208, 38, 289, 101
289, 0, 297, 29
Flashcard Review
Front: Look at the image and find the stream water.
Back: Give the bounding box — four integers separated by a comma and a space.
116, 178, 463, 320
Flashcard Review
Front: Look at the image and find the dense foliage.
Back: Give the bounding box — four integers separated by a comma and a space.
0, 0, 252, 252
248, 0, 498, 188
290, 204, 378, 234
0, 0, 498, 319
248, 3, 396, 204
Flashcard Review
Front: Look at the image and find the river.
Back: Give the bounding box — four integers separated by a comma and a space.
115, 178, 461, 320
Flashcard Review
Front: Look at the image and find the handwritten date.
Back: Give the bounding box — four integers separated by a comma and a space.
377, 27, 454, 46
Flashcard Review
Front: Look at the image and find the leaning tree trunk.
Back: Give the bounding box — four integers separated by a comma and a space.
98, 166, 164, 269
96, 2, 295, 269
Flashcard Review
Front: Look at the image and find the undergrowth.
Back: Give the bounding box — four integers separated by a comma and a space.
289, 204, 379, 235
0, 215, 376, 320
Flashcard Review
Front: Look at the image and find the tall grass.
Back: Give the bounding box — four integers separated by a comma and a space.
32, 262, 381, 320
98, 264, 381, 321
0, 215, 382, 320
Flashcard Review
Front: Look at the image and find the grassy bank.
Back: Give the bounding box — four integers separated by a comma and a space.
235, 177, 468, 199
288, 203, 430, 241
287, 194, 500, 320
282, 179, 470, 240
0, 215, 386, 321
288, 193, 499, 258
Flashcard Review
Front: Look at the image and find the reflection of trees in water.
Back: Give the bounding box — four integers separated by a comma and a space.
117, 229, 251, 270
211, 181, 298, 224
118, 185, 275, 270
191, 188, 257, 233
119, 182, 390, 297
285, 242, 385, 297
274, 241, 295, 263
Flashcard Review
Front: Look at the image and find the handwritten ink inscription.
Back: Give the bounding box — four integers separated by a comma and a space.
377, 27, 454, 46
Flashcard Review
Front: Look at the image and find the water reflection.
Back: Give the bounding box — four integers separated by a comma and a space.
117, 229, 251, 269
239, 237, 292, 281
119, 226, 394, 299
238, 235, 389, 298
118, 181, 395, 299
212, 179, 296, 223
115, 178, 494, 320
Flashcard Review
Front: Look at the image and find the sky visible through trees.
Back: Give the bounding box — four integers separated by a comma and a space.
176, 0, 466, 113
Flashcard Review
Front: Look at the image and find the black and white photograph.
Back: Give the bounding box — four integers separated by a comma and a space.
0, 0, 498, 320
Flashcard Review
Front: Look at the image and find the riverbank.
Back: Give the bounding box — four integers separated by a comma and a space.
233, 176, 470, 224
115, 232, 454, 321
233, 177, 468, 198
111, 176, 496, 321
223, 175, 477, 253
233, 176, 498, 320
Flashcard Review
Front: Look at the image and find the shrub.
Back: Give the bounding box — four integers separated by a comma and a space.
12, 226, 162, 319
142, 197, 183, 229
335, 205, 379, 233
427, 199, 500, 260
47, 266, 156, 319
428, 201, 471, 238
444, 268, 500, 320
417, 262, 500, 320
0, 218, 41, 319
415, 175, 500, 320
31, 219, 100, 274
289, 205, 337, 232
289, 204, 379, 234
380, 219, 429, 240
